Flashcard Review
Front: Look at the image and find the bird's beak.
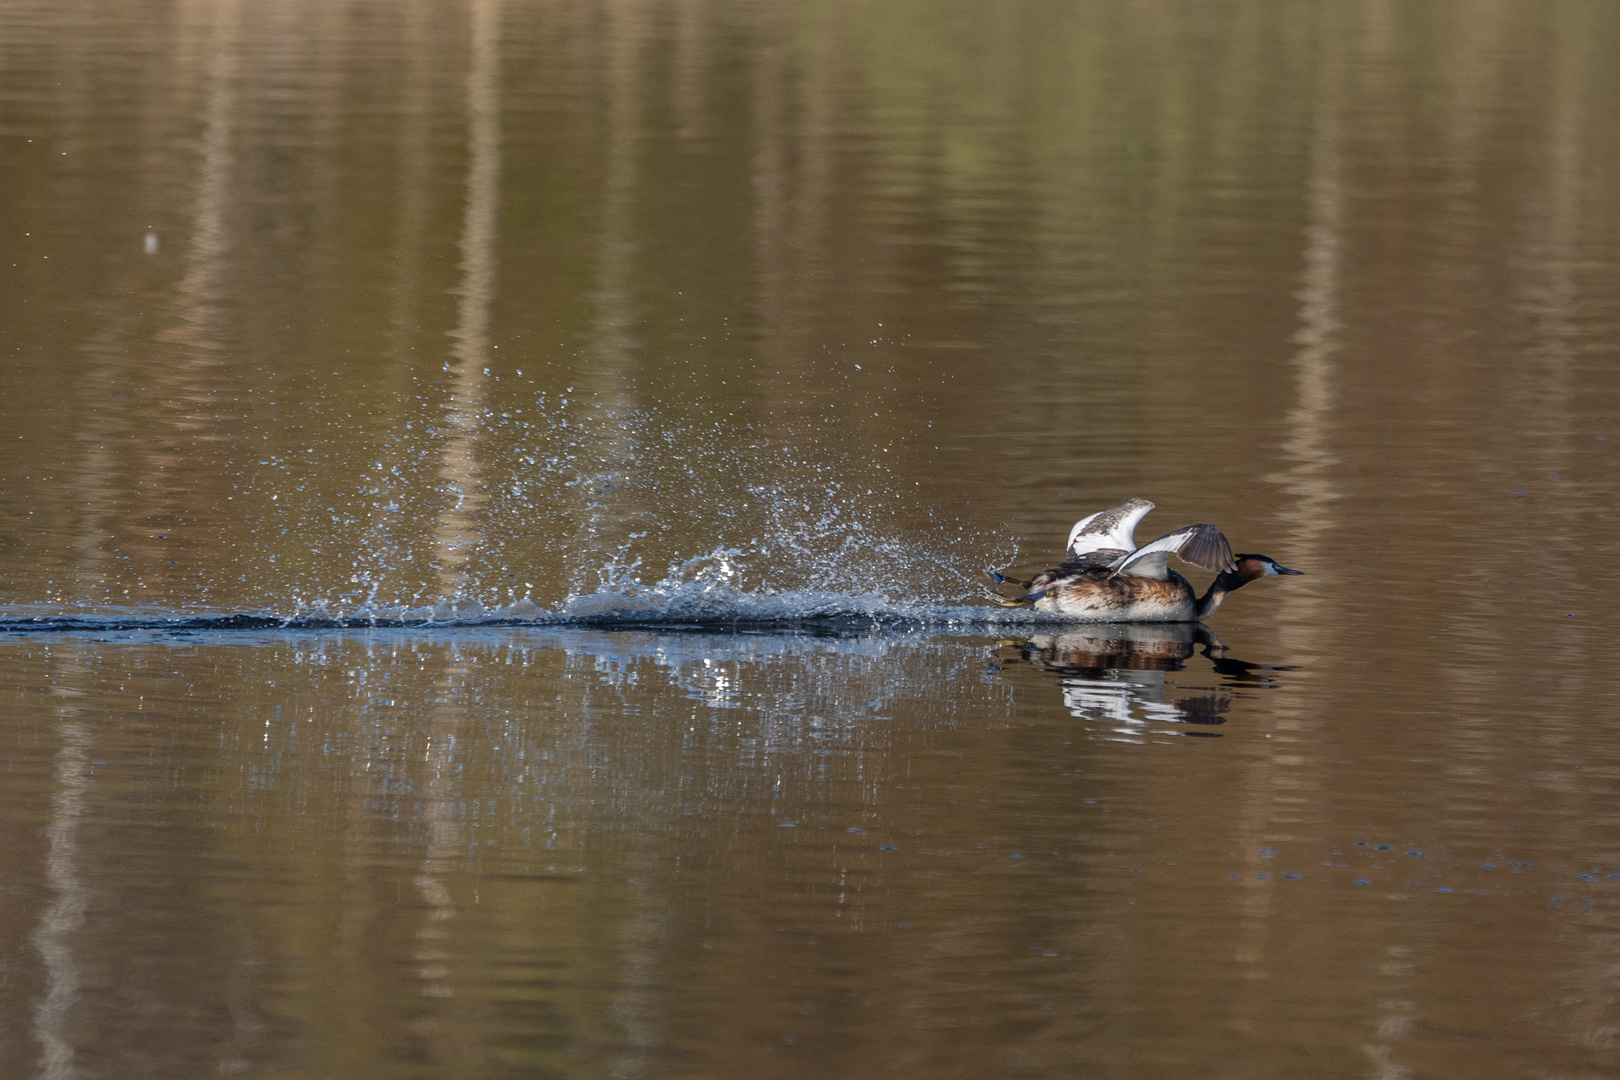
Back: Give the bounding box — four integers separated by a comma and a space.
1275, 565, 1304, 575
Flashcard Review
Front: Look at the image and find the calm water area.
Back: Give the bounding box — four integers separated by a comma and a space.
4, 1, 1620, 1077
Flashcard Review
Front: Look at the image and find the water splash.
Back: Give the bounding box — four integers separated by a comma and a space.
15, 385, 1026, 626
225, 392, 1016, 623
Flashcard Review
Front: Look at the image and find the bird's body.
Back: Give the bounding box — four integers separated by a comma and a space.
992, 499, 1301, 623
1021, 563, 1206, 622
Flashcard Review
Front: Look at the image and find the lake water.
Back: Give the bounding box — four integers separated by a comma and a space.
4, 2, 1620, 1077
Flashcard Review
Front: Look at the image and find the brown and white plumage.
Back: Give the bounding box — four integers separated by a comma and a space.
993, 499, 1300, 622
1064, 499, 1233, 577
1066, 497, 1156, 559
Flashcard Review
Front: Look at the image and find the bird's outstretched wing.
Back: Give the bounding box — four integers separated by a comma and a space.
1066, 498, 1155, 557
1109, 524, 1235, 579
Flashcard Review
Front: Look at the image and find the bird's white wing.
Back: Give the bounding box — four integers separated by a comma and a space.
1066, 498, 1155, 557
1109, 524, 1235, 579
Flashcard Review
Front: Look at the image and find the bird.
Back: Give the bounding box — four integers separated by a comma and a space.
989, 498, 1302, 622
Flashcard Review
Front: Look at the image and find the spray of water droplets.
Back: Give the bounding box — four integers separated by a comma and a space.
229, 394, 1023, 628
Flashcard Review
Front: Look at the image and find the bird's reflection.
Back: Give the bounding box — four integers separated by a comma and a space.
998, 623, 1290, 740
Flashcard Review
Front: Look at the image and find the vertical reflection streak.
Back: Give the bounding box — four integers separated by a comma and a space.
31, 718, 93, 1080
1273, 34, 1343, 560
747, 3, 829, 448
170, 0, 241, 354
597, 13, 662, 1064
436, 0, 503, 604
1229, 0, 1349, 1028
592, 0, 643, 372
749, 3, 787, 363
608, 874, 663, 1080
368, 0, 439, 597
389, 0, 437, 348
1283, 13, 1419, 1076
66, 385, 119, 605
415, 683, 462, 1005
570, 0, 645, 584
1515, 1, 1586, 541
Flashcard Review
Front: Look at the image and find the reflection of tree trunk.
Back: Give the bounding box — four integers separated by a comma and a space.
592, 0, 643, 380
31, 712, 92, 1080
169, 0, 241, 357
567, 0, 646, 587
749, 6, 834, 444
670, 0, 711, 143
749, 3, 787, 367
791, 15, 834, 392
608, 874, 664, 1080
1518, 4, 1606, 1040
139, 0, 245, 580
594, 15, 674, 1061
1519, 2, 1584, 497
418, 4, 501, 1030
435, 0, 503, 606
65, 380, 120, 604
415, 711, 464, 1005
1231, 0, 1349, 1043
389, 0, 436, 351
296, 1, 349, 294
1272, 28, 1343, 579
412, 665, 469, 1060
51, 7, 129, 606
360, 0, 439, 599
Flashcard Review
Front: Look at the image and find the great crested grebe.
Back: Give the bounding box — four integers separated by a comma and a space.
990, 498, 1302, 622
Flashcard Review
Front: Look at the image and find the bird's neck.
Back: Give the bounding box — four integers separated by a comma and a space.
1195, 569, 1249, 621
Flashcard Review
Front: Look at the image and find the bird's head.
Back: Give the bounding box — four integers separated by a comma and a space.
1224, 554, 1304, 586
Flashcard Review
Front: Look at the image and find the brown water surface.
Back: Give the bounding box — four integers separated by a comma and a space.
3, 1, 1620, 1077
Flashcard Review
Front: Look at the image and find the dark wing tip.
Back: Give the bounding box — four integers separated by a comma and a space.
1177, 525, 1235, 573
